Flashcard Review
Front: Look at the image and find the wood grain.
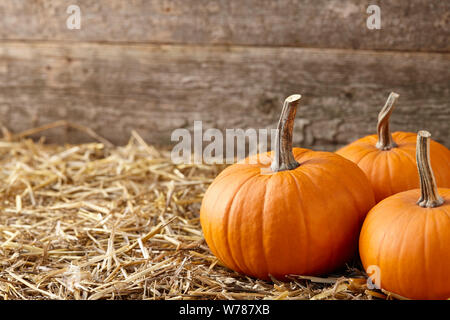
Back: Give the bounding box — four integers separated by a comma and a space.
0, 41, 448, 150
0, 0, 448, 52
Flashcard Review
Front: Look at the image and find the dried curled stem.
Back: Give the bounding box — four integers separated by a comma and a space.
376, 92, 399, 150
416, 130, 443, 208
271, 94, 301, 172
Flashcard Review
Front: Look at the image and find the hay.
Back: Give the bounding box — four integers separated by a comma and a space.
0, 126, 404, 300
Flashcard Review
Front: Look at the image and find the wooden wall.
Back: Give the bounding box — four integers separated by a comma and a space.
0, 0, 449, 150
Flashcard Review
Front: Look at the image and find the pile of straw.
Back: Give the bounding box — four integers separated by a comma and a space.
0, 125, 405, 300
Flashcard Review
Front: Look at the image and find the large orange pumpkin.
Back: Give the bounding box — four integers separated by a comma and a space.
359, 131, 450, 300
336, 92, 450, 203
200, 94, 375, 280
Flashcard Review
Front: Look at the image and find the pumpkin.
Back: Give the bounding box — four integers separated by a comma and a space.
336, 92, 450, 203
359, 131, 450, 300
200, 94, 375, 280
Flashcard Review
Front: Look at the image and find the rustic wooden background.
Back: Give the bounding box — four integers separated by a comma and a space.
0, 0, 449, 150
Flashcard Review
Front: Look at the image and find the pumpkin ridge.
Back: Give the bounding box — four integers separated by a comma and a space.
202, 177, 232, 270
370, 149, 389, 201
349, 145, 378, 164
204, 192, 220, 263
300, 155, 366, 216
442, 200, 450, 218
287, 170, 310, 273
386, 206, 418, 297
259, 181, 270, 278
391, 147, 420, 190
430, 208, 450, 299
205, 169, 259, 273
328, 158, 372, 221
213, 165, 258, 186
202, 167, 247, 265
385, 148, 401, 197
422, 208, 431, 296
291, 161, 348, 268
359, 212, 384, 284
392, 145, 415, 163
344, 144, 378, 172
203, 171, 254, 268
236, 174, 270, 277
373, 231, 387, 284
292, 147, 312, 160
224, 172, 263, 275
392, 131, 417, 146
324, 157, 372, 220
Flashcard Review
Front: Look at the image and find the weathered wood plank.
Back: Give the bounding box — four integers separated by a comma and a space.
0, 41, 449, 150
0, 0, 449, 52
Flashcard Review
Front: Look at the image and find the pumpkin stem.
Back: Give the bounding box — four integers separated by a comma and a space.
376, 92, 399, 150
416, 131, 443, 208
271, 94, 301, 172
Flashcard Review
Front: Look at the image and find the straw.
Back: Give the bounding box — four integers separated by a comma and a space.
0, 128, 401, 300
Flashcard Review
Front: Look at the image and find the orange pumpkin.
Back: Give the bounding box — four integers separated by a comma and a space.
359, 131, 450, 300
336, 92, 450, 203
200, 94, 375, 280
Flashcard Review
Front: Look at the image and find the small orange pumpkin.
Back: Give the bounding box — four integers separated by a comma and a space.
359, 131, 450, 300
336, 92, 450, 202
200, 94, 375, 280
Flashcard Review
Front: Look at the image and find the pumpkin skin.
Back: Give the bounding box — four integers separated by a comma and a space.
360, 188, 450, 300
200, 148, 375, 280
359, 131, 450, 300
336, 131, 450, 203
336, 93, 450, 203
